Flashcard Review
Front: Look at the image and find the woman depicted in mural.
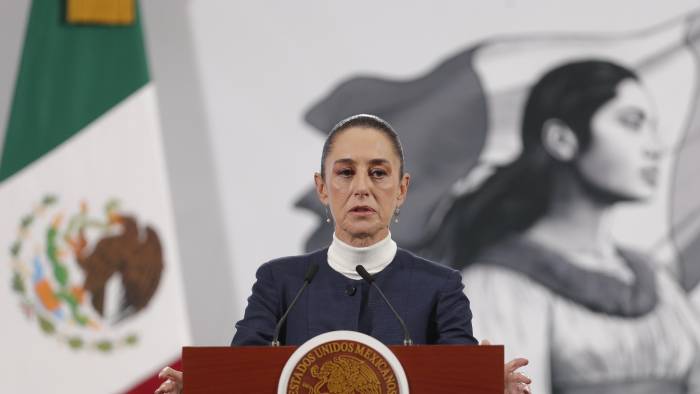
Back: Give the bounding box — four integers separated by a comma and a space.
425, 60, 700, 394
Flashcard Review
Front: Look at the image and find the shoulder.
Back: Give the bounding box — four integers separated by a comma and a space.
395, 248, 461, 284
463, 263, 551, 305
463, 263, 549, 291
258, 248, 327, 280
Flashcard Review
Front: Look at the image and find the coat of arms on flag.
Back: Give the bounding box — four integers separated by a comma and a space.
9, 195, 164, 352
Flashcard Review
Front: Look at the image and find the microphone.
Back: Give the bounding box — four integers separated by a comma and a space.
271, 263, 319, 346
355, 265, 413, 346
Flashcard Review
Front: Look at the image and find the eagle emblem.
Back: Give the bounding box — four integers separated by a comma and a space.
8, 195, 164, 351
304, 355, 382, 394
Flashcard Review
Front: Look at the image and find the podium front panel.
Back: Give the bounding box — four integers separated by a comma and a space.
183, 345, 503, 393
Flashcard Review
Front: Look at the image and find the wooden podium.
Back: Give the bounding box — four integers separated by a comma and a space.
183, 345, 504, 393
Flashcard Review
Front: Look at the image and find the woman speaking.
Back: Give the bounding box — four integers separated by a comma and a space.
156, 114, 531, 394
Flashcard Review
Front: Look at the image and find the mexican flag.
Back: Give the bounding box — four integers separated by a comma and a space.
0, 1, 190, 393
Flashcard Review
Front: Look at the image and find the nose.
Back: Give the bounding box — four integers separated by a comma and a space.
644, 144, 662, 161
352, 172, 370, 198
644, 131, 663, 161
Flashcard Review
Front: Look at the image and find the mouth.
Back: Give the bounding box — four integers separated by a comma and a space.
349, 206, 376, 216
640, 167, 659, 186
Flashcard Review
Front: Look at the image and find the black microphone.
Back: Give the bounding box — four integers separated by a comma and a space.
271, 263, 319, 346
355, 265, 413, 346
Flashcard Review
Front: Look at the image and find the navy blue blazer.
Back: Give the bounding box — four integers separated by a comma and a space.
231, 248, 478, 346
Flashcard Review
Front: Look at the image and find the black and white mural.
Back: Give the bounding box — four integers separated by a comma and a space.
298, 12, 700, 394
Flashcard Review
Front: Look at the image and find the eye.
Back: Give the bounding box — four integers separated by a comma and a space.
621, 118, 642, 131
336, 168, 354, 177
618, 111, 645, 132
370, 168, 388, 178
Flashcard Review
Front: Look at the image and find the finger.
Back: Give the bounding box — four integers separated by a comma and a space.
158, 367, 172, 379
479, 338, 492, 346
158, 367, 183, 382
154, 379, 174, 394
505, 381, 531, 394
505, 357, 529, 372
508, 372, 532, 385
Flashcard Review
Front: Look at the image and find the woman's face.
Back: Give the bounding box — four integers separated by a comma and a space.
575, 78, 661, 201
315, 127, 410, 245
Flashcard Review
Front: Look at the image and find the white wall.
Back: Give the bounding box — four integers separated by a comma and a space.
0, 0, 29, 157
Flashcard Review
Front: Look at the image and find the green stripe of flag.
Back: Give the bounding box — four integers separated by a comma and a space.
0, 0, 149, 182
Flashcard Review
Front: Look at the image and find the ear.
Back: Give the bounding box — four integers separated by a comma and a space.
396, 173, 411, 207
541, 119, 579, 162
314, 172, 329, 206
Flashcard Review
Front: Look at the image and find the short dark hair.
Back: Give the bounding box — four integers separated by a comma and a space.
320, 114, 405, 179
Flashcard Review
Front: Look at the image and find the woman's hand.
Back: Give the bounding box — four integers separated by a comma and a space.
504, 357, 531, 394
481, 339, 532, 394
154, 367, 183, 394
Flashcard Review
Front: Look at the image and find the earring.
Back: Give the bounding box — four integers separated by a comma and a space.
393, 207, 400, 223
325, 206, 331, 223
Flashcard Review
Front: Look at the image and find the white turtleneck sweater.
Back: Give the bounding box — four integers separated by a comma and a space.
327, 232, 398, 280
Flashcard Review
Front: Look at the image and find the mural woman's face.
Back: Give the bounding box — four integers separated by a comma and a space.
575, 78, 661, 201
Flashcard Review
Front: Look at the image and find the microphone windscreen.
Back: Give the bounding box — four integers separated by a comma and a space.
355, 265, 374, 283
304, 263, 319, 282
